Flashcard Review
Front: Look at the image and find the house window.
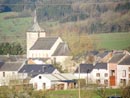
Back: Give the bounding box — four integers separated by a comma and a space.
110, 70, 115, 76
39, 76, 42, 79
104, 73, 108, 77
122, 70, 126, 77
34, 83, 37, 89
3, 72, 5, 77
129, 74, 130, 78
104, 80, 108, 85
129, 67, 130, 72
32, 53, 34, 57
129, 80, 130, 85
96, 73, 100, 77
43, 83, 46, 89
12, 72, 15, 75
96, 79, 100, 84
39, 53, 41, 57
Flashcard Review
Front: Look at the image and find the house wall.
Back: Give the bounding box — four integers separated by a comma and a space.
74, 73, 92, 84
0, 71, 27, 86
91, 69, 108, 85
108, 63, 117, 87
29, 75, 52, 90
117, 65, 130, 87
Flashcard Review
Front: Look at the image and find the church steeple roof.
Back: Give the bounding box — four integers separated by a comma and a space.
28, 9, 45, 32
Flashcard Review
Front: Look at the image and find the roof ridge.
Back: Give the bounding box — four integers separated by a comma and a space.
117, 54, 128, 64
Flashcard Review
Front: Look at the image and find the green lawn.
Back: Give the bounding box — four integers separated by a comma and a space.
46, 89, 121, 98
0, 12, 130, 50
92, 32, 130, 50
0, 12, 32, 36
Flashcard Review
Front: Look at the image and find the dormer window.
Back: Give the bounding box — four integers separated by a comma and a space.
39, 76, 42, 79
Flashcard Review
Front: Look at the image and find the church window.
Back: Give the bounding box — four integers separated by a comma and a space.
3, 72, 5, 77
32, 53, 34, 58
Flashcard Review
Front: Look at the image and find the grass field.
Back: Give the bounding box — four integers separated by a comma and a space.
91, 32, 130, 50
0, 12, 130, 50
46, 89, 121, 98
0, 12, 32, 36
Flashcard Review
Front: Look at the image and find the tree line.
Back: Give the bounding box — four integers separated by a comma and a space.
0, 0, 130, 34
0, 42, 25, 55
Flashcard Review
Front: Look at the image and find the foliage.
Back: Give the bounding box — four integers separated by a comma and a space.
121, 86, 130, 98
53, 61, 64, 73
0, 42, 24, 55
0, 85, 122, 98
1, 0, 130, 34
79, 79, 86, 88
95, 86, 107, 98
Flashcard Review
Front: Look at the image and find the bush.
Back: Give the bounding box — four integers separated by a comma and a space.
121, 86, 130, 98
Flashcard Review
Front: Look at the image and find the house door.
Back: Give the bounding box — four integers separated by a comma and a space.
110, 70, 116, 86
110, 76, 116, 86
43, 83, 46, 89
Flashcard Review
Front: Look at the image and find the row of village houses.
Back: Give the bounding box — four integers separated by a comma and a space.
0, 50, 130, 90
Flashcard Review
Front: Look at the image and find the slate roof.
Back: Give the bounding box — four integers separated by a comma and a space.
75, 64, 93, 73
30, 37, 58, 50
86, 51, 99, 56
0, 61, 4, 68
52, 43, 70, 56
39, 73, 78, 81
118, 55, 130, 65
94, 63, 107, 70
97, 51, 110, 58
0, 62, 23, 71
18, 64, 56, 76
109, 53, 125, 63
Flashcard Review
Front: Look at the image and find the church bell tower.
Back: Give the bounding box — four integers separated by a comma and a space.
26, 9, 46, 58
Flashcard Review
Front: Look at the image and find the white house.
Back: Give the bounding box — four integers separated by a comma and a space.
18, 63, 60, 78
0, 62, 26, 86
74, 63, 109, 86
117, 55, 130, 87
74, 64, 93, 84
29, 73, 77, 90
91, 63, 108, 86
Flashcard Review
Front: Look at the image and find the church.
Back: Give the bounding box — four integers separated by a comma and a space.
26, 10, 71, 65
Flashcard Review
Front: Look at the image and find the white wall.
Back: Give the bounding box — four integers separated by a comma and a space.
29, 74, 52, 90
29, 50, 50, 58
27, 32, 39, 58
28, 37, 63, 58
91, 69, 109, 85
0, 71, 27, 86
117, 65, 129, 87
